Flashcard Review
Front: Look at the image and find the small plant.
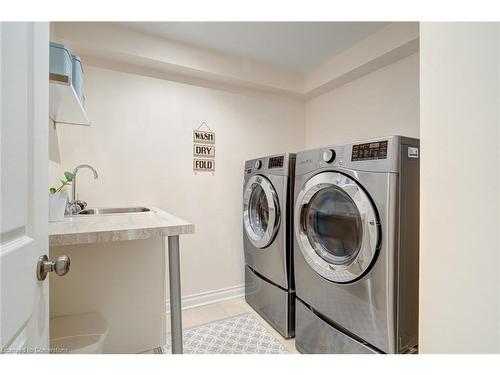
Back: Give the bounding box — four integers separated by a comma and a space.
49, 172, 75, 194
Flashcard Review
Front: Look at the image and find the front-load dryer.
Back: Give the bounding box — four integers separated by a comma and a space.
243, 153, 295, 338
294, 136, 419, 353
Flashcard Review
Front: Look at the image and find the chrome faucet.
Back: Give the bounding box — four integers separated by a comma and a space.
67, 164, 99, 214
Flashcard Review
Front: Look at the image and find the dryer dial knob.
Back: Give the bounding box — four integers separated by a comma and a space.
322, 149, 336, 163
254, 160, 262, 169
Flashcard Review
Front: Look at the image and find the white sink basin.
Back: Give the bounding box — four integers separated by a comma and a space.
78, 207, 151, 215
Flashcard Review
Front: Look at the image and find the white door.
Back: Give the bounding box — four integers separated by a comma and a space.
0, 22, 49, 353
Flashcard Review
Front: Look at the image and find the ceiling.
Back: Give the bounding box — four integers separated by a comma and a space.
118, 22, 388, 73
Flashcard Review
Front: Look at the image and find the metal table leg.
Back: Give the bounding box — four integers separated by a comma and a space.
168, 235, 183, 354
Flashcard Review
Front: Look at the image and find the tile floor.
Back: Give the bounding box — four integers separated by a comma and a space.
164, 297, 299, 354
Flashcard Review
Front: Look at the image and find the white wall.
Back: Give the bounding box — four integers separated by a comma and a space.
305, 53, 419, 148
49, 65, 304, 301
419, 23, 500, 353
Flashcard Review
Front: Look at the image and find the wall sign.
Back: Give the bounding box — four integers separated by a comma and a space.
193, 144, 215, 158
193, 158, 215, 172
193, 130, 215, 144
193, 122, 215, 174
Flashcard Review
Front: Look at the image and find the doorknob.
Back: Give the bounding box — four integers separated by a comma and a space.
36, 254, 71, 281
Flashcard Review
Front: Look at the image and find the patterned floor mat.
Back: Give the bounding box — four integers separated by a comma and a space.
164, 313, 289, 354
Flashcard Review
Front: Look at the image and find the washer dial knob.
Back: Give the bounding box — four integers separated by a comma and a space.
254, 160, 262, 169
322, 149, 336, 163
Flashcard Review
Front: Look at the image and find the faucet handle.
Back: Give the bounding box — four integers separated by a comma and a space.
66, 200, 87, 214
75, 200, 87, 210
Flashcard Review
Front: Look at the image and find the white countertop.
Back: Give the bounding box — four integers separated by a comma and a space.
49, 207, 194, 246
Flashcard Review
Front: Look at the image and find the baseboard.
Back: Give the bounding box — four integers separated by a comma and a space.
166, 284, 245, 312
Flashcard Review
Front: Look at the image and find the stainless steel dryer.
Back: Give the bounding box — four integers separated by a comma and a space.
294, 136, 419, 354
243, 153, 295, 338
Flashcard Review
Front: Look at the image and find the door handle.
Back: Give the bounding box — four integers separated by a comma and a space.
299, 204, 309, 232
36, 254, 71, 281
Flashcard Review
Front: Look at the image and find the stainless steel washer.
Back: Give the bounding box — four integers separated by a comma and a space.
243, 153, 295, 338
294, 136, 419, 353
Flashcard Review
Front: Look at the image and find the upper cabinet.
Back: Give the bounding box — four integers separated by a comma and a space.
49, 42, 90, 126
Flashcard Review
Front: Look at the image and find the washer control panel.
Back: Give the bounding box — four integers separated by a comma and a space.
245, 154, 292, 176
268, 155, 284, 169
352, 140, 388, 161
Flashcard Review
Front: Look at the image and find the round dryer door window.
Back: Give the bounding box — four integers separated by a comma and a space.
295, 172, 380, 283
243, 175, 280, 248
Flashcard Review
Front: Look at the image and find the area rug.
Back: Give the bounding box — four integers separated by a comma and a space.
164, 313, 289, 354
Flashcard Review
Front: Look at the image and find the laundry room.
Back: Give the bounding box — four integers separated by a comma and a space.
44, 21, 420, 354
1, 5, 500, 368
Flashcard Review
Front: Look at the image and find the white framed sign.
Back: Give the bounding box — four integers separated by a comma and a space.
193, 130, 215, 144
193, 144, 215, 158
193, 122, 216, 174
193, 158, 215, 172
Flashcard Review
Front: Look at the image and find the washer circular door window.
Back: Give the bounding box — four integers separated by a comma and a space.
243, 175, 280, 248
295, 172, 380, 283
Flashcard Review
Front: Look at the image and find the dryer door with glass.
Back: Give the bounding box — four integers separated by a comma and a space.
243, 174, 281, 249
295, 171, 380, 283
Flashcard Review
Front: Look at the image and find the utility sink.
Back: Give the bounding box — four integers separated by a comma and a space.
78, 207, 151, 215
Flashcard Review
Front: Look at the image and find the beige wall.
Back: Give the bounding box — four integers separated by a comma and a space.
419, 23, 500, 353
49, 65, 304, 301
50, 240, 164, 353
305, 53, 419, 148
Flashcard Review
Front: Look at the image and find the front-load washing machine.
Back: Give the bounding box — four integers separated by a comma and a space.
294, 136, 419, 354
243, 153, 295, 338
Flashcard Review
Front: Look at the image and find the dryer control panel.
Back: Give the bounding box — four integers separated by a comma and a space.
352, 140, 388, 161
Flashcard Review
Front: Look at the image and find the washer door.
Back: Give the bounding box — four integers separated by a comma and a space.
295, 172, 380, 283
243, 175, 281, 249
